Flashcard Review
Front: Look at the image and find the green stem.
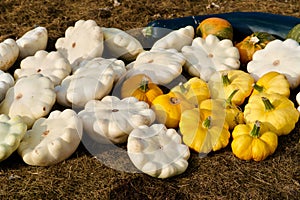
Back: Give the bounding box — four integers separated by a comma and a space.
222, 73, 231, 87
139, 78, 149, 92
253, 83, 264, 93
250, 120, 261, 138
261, 96, 274, 111
226, 89, 239, 105
179, 82, 188, 94
202, 116, 212, 129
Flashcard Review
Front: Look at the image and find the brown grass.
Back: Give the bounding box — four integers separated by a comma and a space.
1, 0, 300, 199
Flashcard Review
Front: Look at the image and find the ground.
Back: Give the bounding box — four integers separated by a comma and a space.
0, 0, 300, 199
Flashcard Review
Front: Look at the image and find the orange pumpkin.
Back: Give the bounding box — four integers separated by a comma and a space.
235, 32, 276, 65
121, 74, 163, 106
196, 17, 233, 41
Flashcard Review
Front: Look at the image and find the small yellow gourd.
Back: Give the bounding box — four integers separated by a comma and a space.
231, 121, 278, 161
251, 71, 290, 98
151, 91, 195, 128
244, 93, 299, 136
179, 108, 230, 154
199, 89, 244, 130
171, 77, 210, 107
209, 70, 254, 106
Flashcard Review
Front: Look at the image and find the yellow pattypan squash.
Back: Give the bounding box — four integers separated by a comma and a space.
151, 91, 195, 128
121, 74, 163, 106
231, 121, 278, 161
244, 93, 299, 136
199, 89, 244, 130
171, 77, 210, 107
209, 69, 254, 106
179, 108, 230, 154
251, 71, 290, 98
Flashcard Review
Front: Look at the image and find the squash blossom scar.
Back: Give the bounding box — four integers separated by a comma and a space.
273, 59, 280, 66
208, 53, 214, 58
112, 109, 119, 112
72, 42, 76, 48
42, 130, 50, 136
170, 97, 180, 104
15, 93, 23, 99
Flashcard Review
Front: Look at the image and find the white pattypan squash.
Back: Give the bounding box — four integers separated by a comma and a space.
296, 92, 300, 112
0, 74, 56, 128
0, 38, 19, 71
55, 19, 104, 66
126, 48, 185, 85
16, 26, 48, 59
181, 34, 240, 82
55, 58, 116, 108
78, 96, 155, 144
151, 25, 194, 51
17, 109, 82, 166
72, 57, 126, 83
0, 70, 14, 102
14, 50, 72, 86
0, 114, 27, 162
102, 27, 144, 61
247, 38, 300, 89
127, 123, 190, 179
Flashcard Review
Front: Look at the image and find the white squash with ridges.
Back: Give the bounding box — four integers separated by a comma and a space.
181, 34, 240, 82
16, 26, 48, 59
0, 114, 27, 162
55, 19, 104, 67
55, 58, 116, 108
0, 70, 14, 102
0, 38, 19, 71
0, 74, 56, 128
18, 109, 82, 166
14, 50, 72, 86
247, 38, 300, 89
127, 123, 190, 179
78, 96, 155, 144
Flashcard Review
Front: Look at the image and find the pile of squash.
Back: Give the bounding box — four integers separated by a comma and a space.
0, 16, 300, 179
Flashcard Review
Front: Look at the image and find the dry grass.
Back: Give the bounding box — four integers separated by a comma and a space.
1, 0, 300, 199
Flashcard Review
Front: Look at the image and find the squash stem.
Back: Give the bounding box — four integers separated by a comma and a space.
139, 78, 149, 92
226, 89, 239, 105
250, 120, 261, 138
253, 83, 263, 93
202, 116, 212, 129
222, 73, 231, 86
261, 96, 274, 111
179, 82, 188, 94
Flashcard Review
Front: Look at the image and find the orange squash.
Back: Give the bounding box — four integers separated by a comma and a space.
235, 32, 276, 65
196, 17, 233, 41
121, 74, 163, 106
